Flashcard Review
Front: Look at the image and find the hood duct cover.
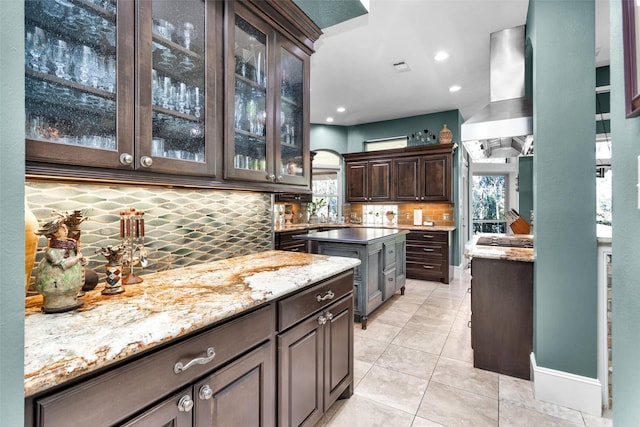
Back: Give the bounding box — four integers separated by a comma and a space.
461, 25, 533, 159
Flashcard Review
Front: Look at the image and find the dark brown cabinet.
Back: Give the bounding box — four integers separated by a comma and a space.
224, 2, 312, 187
470, 257, 533, 380
343, 144, 454, 203
275, 229, 308, 252
406, 230, 449, 284
345, 159, 392, 202
277, 272, 354, 427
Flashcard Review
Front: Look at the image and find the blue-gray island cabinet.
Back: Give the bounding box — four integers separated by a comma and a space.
295, 228, 408, 329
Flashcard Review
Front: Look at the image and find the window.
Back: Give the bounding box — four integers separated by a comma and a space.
472, 175, 507, 233
312, 150, 341, 222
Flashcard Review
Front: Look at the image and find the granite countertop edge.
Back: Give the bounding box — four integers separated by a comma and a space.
464, 233, 535, 263
275, 224, 456, 232
24, 250, 361, 397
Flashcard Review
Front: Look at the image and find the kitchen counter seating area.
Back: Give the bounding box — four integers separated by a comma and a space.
24, 251, 360, 426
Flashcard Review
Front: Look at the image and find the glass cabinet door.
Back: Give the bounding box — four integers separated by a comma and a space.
277, 42, 309, 186
228, 11, 270, 181
137, 0, 212, 175
25, 0, 134, 168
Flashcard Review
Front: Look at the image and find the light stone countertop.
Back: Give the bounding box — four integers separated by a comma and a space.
24, 250, 360, 397
464, 233, 535, 263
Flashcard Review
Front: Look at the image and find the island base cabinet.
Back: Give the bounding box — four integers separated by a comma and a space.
278, 295, 354, 427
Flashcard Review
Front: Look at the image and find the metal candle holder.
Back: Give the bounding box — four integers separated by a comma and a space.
120, 208, 147, 285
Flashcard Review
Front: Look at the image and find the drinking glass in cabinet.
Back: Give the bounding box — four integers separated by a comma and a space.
151, 0, 205, 162
25, 0, 119, 152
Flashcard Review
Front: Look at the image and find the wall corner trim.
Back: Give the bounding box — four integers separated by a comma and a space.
530, 353, 602, 416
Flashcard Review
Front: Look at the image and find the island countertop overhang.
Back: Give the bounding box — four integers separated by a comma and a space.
294, 227, 409, 245
24, 250, 360, 397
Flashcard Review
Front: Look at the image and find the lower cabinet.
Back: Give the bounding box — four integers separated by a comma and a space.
277, 272, 354, 427
406, 230, 449, 284
123, 342, 274, 426
26, 272, 354, 427
275, 229, 309, 252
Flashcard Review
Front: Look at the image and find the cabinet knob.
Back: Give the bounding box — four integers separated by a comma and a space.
318, 314, 327, 325
325, 311, 333, 321
140, 156, 153, 168
276, 175, 283, 182
267, 174, 276, 182
119, 153, 134, 165
199, 384, 214, 401
177, 395, 194, 412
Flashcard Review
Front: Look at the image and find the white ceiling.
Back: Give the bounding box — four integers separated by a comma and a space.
309, 0, 610, 127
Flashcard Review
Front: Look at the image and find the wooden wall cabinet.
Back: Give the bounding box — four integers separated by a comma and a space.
344, 159, 392, 202
343, 144, 454, 203
25, 0, 321, 191
406, 230, 450, 284
470, 257, 533, 380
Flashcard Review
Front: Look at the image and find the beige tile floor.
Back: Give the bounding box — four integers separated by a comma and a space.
317, 273, 614, 427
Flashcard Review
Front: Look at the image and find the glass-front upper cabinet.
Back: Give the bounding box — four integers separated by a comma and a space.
25, 0, 134, 168
25, 0, 217, 176
136, 0, 216, 176
225, 3, 310, 187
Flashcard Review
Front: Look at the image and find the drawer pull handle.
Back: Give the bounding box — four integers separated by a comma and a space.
316, 290, 335, 302
177, 395, 194, 412
423, 248, 435, 252
423, 235, 435, 239
467, 320, 472, 328
423, 265, 435, 269
174, 347, 216, 374
388, 277, 394, 282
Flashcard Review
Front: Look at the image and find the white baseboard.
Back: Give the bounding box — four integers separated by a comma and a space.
530, 353, 602, 416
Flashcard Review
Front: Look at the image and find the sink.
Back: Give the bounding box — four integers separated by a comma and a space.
476, 236, 533, 248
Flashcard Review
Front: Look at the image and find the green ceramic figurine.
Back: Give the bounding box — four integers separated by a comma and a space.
34, 218, 88, 313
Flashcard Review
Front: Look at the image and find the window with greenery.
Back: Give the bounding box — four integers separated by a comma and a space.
312, 172, 338, 221
472, 175, 507, 233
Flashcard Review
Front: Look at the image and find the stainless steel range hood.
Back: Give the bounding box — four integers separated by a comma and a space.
461, 25, 533, 159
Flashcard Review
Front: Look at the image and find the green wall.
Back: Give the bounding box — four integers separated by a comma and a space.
0, 0, 26, 424
528, 0, 597, 377
610, 0, 640, 423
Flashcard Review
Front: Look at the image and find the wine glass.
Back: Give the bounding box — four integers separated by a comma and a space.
28, 27, 49, 73
51, 39, 71, 80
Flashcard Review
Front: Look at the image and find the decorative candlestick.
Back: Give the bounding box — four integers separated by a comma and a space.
120, 208, 146, 285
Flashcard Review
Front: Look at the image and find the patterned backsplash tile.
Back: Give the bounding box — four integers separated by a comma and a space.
26, 182, 272, 289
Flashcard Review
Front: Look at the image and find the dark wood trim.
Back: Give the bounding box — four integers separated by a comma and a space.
623, 0, 640, 118
342, 143, 455, 162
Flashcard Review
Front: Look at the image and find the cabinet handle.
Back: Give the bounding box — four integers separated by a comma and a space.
318, 314, 327, 325
423, 235, 434, 239
267, 174, 276, 182
174, 347, 216, 374
119, 153, 133, 165
467, 320, 472, 328
423, 265, 435, 269
199, 384, 213, 401
325, 311, 333, 321
423, 248, 435, 252
177, 395, 194, 412
388, 277, 394, 282
140, 156, 153, 168
316, 290, 335, 302
467, 287, 471, 294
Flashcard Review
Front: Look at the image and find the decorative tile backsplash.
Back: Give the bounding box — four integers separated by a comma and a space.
26, 182, 272, 289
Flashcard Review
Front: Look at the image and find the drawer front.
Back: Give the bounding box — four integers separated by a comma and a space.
407, 260, 445, 278
278, 241, 307, 253
278, 271, 353, 331
383, 268, 397, 299
407, 231, 447, 243
35, 305, 275, 427
406, 243, 444, 258
383, 241, 397, 269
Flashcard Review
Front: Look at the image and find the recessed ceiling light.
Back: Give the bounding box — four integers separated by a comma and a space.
434, 51, 449, 61
336, 107, 346, 113
326, 117, 334, 123
449, 85, 462, 92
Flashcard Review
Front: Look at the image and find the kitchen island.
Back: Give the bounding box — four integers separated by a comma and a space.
24, 250, 360, 426
295, 228, 408, 329
465, 234, 534, 379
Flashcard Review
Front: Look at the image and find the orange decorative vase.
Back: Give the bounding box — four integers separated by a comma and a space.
25, 198, 39, 296
438, 124, 453, 144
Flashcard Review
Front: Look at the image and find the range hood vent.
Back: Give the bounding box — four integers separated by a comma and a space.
461, 25, 533, 159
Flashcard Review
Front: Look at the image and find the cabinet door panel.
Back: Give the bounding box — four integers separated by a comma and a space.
420, 154, 451, 201
368, 160, 392, 201
195, 341, 275, 427
345, 161, 367, 202
393, 157, 420, 201
278, 315, 323, 427
25, 0, 134, 168
323, 296, 354, 410
121, 388, 192, 427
